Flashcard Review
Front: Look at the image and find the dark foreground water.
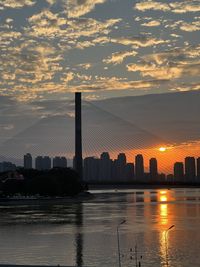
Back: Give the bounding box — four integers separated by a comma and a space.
0, 188, 200, 267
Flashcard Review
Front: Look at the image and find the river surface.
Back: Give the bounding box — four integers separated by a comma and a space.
0, 188, 200, 267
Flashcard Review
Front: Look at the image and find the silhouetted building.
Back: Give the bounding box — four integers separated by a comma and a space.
43, 156, 51, 170
0, 161, 16, 173
135, 154, 144, 180
35, 156, 51, 170
83, 157, 99, 182
116, 153, 126, 182
149, 158, 158, 181
24, 153, 32, 169
53, 156, 67, 168
158, 173, 166, 182
35, 156, 43, 170
112, 159, 118, 182
174, 162, 184, 182
185, 157, 196, 182
99, 152, 112, 182
197, 157, 200, 181
167, 174, 174, 182
74, 92, 83, 181
125, 163, 134, 182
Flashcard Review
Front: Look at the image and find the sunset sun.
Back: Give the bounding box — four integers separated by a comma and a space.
159, 147, 167, 152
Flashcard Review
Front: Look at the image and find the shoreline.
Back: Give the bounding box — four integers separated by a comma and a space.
88, 183, 200, 190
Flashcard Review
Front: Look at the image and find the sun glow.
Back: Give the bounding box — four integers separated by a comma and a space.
159, 147, 167, 152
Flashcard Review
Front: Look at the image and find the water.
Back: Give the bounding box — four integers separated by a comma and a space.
0, 188, 200, 267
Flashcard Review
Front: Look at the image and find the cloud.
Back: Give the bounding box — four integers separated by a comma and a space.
127, 63, 183, 79
62, 72, 75, 83
0, 0, 35, 9
28, 10, 120, 41
135, 1, 170, 12
180, 21, 200, 32
168, 19, 200, 32
135, 1, 200, 13
0, 37, 63, 99
141, 20, 161, 27
68, 76, 169, 92
65, 0, 107, 18
103, 50, 137, 65
112, 36, 168, 48
77, 63, 92, 69
171, 83, 200, 92
127, 46, 200, 80
47, 0, 107, 18
169, 2, 200, 14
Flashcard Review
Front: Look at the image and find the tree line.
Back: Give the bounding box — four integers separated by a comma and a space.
0, 168, 84, 197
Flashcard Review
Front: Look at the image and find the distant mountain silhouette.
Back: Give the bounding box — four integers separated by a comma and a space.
0, 90, 200, 159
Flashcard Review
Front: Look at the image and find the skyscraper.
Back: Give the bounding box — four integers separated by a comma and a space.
125, 163, 134, 182
135, 154, 144, 180
35, 156, 51, 170
0, 162, 16, 172
74, 92, 83, 181
185, 157, 196, 182
149, 158, 158, 180
43, 156, 51, 170
35, 156, 43, 170
99, 152, 112, 182
53, 156, 67, 168
83, 157, 99, 182
24, 153, 32, 169
116, 153, 126, 182
174, 162, 184, 182
197, 157, 200, 181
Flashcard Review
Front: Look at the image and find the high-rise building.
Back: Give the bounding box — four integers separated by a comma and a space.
197, 157, 200, 181
53, 156, 67, 168
125, 163, 134, 182
0, 161, 16, 173
35, 156, 51, 170
99, 152, 112, 182
135, 154, 144, 180
185, 157, 196, 182
149, 158, 158, 180
100, 152, 110, 161
24, 153, 32, 169
112, 159, 118, 182
60, 157, 67, 168
43, 156, 51, 170
116, 153, 126, 182
83, 157, 99, 182
35, 156, 43, 170
174, 162, 184, 182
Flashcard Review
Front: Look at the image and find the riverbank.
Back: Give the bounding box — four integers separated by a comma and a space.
88, 183, 200, 190
0, 191, 93, 204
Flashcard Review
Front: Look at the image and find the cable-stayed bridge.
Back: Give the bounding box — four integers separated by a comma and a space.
0, 92, 200, 173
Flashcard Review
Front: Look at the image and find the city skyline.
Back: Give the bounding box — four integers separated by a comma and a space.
0, 0, 200, 174
1, 90, 200, 174
1, 152, 200, 184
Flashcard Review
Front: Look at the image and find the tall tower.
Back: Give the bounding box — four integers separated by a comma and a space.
75, 92, 83, 181
174, 162, 184, 182
149, 158, 158, 180
24, 153, 32, 169
185, 157, 196, 182
135, 154, 144, 181
197, 157, 200, 181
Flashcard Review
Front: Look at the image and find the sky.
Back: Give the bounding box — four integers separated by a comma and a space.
0, 0, 200, 172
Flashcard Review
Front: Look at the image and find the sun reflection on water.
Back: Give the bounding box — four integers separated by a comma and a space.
158, 190, 174, 267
